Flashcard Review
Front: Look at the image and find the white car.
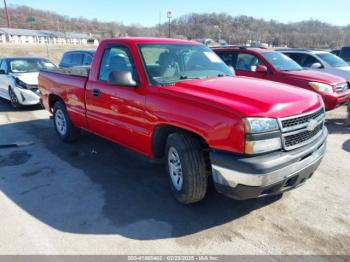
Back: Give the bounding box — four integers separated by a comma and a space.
279, 49, 350, 84
0, 57, 56, 108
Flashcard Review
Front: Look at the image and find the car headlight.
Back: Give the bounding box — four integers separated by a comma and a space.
245, 138, 282, 155
15, 78, 28, 89
243, 117, 279, 134
309, 82, 334, 94
242, 117, 281, 154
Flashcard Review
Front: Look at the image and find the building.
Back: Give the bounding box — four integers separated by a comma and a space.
0, 28, 99, 45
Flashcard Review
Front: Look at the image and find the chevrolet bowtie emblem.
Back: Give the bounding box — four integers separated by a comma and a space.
307, 119, 318, 132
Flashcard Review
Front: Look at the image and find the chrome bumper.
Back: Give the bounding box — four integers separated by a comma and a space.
211, 127, 327, 189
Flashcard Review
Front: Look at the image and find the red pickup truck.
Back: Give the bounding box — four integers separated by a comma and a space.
213, 47, 349, 111
39, 38, 328, 204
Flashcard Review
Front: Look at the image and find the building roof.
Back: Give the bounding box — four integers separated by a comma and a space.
0, 28, 46, 37
0, 28, 93, 39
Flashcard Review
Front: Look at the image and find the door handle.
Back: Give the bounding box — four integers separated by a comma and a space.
92, 89, 100, 97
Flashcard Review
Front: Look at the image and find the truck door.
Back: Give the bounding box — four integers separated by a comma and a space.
85, 45, 149, 154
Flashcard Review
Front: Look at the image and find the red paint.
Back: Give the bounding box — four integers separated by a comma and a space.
39, 38, 322, 158
214, 47, 350, 110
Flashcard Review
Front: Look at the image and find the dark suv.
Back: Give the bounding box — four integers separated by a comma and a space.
59, 50, 96, 68
339, 47, 350, 64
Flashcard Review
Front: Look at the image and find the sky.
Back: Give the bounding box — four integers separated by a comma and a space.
4, 0, 350, 26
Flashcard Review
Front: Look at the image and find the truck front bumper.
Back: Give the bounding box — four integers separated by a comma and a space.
210, 127, 328, 200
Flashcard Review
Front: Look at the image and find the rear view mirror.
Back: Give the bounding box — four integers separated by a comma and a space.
256, 65, 268, 73
0, 69, 6, 75
108, 71, 138, 87
310, 63, 322, 69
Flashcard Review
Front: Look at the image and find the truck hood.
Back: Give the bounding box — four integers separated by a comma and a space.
10, 72, 39, 85
281, 70, 346, 85
170, 76, 322, 118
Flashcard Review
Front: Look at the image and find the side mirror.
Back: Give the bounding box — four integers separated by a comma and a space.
108, 71, 138, 87
310, 62, 322, 69
0, 69, 6, 75
256, 65, 268, 73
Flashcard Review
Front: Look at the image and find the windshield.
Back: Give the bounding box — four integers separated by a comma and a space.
262, 52, 303, 71
316, 53, 349, 68
139, 44, 234, 85
9, 59, 56, 73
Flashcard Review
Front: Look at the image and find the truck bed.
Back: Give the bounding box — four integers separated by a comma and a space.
40, 66, 90, 78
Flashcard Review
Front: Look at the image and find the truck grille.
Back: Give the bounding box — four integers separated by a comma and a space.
335, 82, 348, 93
284, 123, 323, 149
279, 107, 325, 150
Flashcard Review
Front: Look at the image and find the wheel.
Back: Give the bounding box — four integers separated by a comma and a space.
53, 101, 80, 142
165, 132, 208, 204
8, 87, 21, 109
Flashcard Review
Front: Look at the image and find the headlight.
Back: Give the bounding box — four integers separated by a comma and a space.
15, 78, 28, 89
309, 82, 334, 94
243, 117, 279, 134
245, 138, 282, 154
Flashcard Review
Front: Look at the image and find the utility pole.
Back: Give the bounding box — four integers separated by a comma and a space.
3, 0, 11, 28
167, 11, 172, 38
347, 101, 350, 127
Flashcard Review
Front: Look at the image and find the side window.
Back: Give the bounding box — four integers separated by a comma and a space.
71, 54, 84, 66
83, 54, 93, 65
289, 54, 319, 68
0, 60, 8, 73
302, 54, 321, 68
236, 53, 265, 72
217, 52, 237, 67
98, 46, 137, 83
61, 54, 72, 65
285, 53, 303, 65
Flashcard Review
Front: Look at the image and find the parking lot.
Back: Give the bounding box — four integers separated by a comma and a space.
0, 97, 349, 255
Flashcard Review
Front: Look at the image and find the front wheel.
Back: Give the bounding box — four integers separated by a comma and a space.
53, 101, 80, 142
8, 87, 21, 109
165, 133, 208, 204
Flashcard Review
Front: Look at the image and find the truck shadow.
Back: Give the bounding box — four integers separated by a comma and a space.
325, 119, 350, 134
0, 119, 283, 240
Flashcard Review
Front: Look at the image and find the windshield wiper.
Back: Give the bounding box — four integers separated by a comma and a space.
179, 75, 203, 80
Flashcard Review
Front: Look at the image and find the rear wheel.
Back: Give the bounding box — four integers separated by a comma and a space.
165, 133, 208, 204
53, 101, 80, 142
8, 87, 21, 109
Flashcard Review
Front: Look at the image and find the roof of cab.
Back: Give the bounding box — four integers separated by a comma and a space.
212, 46, 273, 53
100, 37, 202, 45
1, 56, 50, 60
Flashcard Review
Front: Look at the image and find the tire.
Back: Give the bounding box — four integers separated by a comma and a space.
53, 101, 80, 142
165, 132, 208, 204
8, 87, 21, 109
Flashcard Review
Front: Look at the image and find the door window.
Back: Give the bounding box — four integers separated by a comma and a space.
286, 53, 320, 68
71, 54, 84, 66
99, 46, 137, 83
0, 60, 8, 73
83, 54, 93, 65
236, 53, 265, 72
217, 52, 238, 68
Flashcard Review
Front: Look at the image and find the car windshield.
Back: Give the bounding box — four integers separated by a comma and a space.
9, 59, 56, 73
316, 53, 349, 68
262, 52, 303, 71
139, 44, 234, 85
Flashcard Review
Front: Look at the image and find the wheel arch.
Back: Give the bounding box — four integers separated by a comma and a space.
48, 94, 64, 111
152, 124, 210, 159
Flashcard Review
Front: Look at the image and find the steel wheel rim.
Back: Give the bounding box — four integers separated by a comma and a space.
168, 146, 183, 191
55, 109, 67, 136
